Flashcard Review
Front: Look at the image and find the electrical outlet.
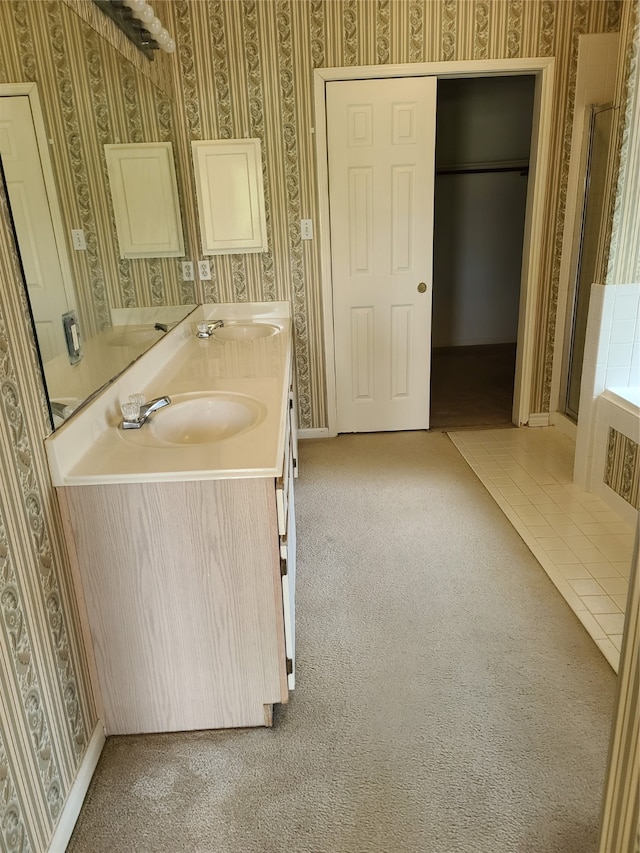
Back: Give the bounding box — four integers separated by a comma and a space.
198, 260, 212, 280
301, 219, 313, 240
181, 261, 194, 281
71, 229, 87, 250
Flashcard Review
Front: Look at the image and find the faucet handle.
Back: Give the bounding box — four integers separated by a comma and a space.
121, 401, 140, 422
129, 393, 145, 407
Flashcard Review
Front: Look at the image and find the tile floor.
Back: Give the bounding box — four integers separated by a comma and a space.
449, 426, 636, 673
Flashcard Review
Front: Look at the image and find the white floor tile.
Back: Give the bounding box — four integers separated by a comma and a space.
598, 577, 629, 595
575, 610, 607, 641
449, 425, 633, 675
567, 578, 606, 596
594, 613, 626, 634
595, 638, 621, 671
589, 562, 625, 579
556, 563, 596, 580
582, 595, 620, 615
546, 549, 582, 565
611, 594, 629, 610
610, 635, 623, 651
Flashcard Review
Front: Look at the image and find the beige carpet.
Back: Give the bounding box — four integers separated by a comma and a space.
68, 432, 615, 853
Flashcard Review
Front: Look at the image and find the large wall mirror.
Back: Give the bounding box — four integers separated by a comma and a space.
0, 2, 195, 428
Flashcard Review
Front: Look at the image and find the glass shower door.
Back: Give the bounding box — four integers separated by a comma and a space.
564, 105, 615, 420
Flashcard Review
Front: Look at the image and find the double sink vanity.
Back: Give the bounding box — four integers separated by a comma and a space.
46, 302, 297, 735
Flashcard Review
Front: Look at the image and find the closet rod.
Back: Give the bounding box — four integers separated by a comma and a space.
436, 161, 529, 176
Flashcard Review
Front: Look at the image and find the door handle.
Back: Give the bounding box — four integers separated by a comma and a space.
417, 282, 427, 293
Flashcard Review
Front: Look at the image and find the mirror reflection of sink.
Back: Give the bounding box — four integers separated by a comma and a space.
212, 322, 280, 342
121, 392, 266, 447
108, 326, 165, 348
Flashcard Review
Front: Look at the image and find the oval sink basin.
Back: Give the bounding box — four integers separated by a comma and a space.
212, 322, 280, 342
122, 392, 266, 447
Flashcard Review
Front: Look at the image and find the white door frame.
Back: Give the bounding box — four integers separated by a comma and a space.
314, 58, 555, 436
0, 82, 77, 312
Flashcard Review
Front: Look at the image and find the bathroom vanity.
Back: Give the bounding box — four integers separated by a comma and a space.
46, 303, 296, 735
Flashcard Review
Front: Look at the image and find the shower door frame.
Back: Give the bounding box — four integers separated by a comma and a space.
559, 103, 617, 423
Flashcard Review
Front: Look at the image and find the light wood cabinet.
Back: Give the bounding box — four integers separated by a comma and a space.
58, 392, 297, 735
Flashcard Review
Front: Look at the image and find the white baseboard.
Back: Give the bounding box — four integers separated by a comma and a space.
298, 428, 330, 439
48, 721, 105, 853
549, 410, 577, 441
527, 412, 550, 428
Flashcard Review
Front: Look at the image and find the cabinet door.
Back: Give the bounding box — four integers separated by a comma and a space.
104, 143, 185, 258
192, 139, 268, 255
62, 479, 284, 734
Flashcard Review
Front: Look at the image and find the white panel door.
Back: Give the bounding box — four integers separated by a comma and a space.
327, 77, 437, 432
0, 96, 72, 362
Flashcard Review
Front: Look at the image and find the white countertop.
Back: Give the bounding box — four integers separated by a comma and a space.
45, 302, 292, 486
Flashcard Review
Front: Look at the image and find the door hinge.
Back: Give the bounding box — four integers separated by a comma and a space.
280, 557, 288, 577
293, 457, 298, 471
286, 658, 293, 675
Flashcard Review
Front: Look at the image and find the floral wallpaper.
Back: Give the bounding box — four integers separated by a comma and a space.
0, 0, 193, 342
0, 0, 632, 429
0, 3, 638, 851
161, 0, 623, 427
604, 427, 640, 509
0, 168, 96, 851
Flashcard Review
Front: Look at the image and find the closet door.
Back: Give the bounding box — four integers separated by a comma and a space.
0, 95, 72, 361
327, 77, 437, 433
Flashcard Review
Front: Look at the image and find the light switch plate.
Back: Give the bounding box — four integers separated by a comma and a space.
71, 229, 87, 250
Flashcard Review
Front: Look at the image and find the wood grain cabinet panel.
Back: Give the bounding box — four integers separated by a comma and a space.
61, 477, 288, 735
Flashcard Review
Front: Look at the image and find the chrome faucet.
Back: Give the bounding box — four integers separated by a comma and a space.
120, 395, 171, 430
51, 400, 73, 419
196, 319, 225, 338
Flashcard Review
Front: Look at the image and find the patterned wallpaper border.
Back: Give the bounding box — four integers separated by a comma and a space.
604, 427, 640, 509
605, 0, 640, 284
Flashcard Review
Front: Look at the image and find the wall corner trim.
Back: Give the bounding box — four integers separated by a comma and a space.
528, 413, 551, 427
47, 722, 106, 853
